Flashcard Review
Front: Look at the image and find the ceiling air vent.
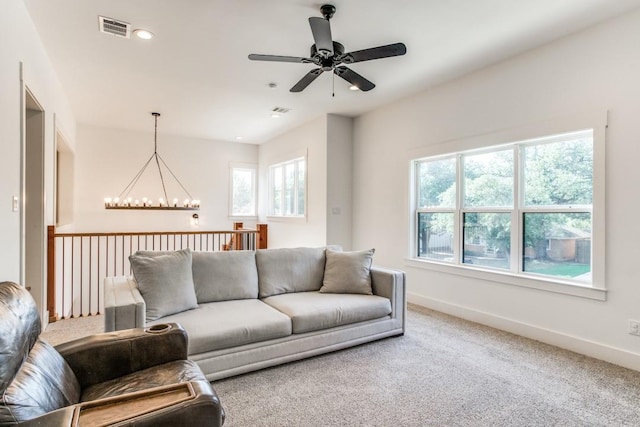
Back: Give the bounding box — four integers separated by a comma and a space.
99, 16, 131, 38
272, 107, 291, 114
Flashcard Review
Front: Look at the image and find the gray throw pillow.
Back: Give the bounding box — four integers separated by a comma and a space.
129, 248, 198, 321
320, 248, 375, 295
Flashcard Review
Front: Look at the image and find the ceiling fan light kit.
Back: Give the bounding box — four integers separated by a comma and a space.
248, 4, 406, 93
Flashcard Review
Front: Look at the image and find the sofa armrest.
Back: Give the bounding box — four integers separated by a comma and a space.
371, 267, 406, 331
18, 381, 224, 427
104, 276, 146, 332
55, 323, 189, 388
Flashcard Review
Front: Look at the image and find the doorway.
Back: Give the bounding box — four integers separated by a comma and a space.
23, 87, 46, 323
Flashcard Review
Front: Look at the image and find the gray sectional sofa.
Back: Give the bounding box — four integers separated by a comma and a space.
104, 247, 406, 381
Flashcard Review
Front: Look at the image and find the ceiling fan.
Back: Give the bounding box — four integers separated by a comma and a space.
248, 4, 407, 93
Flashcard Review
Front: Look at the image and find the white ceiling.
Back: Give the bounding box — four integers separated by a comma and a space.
24, 0, 640, 144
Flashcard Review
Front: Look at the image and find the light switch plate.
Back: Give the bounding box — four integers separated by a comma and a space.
12, 196, 18, 212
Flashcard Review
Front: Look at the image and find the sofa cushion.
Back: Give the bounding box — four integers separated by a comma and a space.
256, 247, 327, 298
149, 300, 292, 354
262, 291, 391, 334
129, 249, 198, 321
320, 248, 375, 295
192, 251, 258, 303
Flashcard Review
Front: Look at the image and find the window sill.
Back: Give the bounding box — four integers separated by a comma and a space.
404, 258, 607, 301
228, 215, 258, 221
266, 215, 307, 223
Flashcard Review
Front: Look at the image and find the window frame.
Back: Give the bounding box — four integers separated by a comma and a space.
407, 111, 606, 301
228, 162, 257, 219
267, 156, 307, 219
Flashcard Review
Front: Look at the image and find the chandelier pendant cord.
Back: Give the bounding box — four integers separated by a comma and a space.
157, 155, 194, 200
152, 113, 170, 203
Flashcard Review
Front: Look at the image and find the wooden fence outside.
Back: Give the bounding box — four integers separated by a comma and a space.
47, 223, 267, 321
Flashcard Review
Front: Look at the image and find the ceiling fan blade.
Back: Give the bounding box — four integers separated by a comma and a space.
309, 17, 333, 56
248, 54, 312, 63
290, 68, 324, 92
334, 66, 375, 91
342, 43, 407, 64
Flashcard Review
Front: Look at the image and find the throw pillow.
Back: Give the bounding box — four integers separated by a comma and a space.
129, 248, 198, 321
320, 248, 375, 295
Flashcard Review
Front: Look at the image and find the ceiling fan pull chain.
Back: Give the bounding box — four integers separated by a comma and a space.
332, 71, 335, 97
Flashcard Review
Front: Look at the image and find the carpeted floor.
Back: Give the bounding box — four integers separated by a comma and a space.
43, 305, 640, 426
42, 313, 104, 345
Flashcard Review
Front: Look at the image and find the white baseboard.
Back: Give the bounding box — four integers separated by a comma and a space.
408, 292, 640, 372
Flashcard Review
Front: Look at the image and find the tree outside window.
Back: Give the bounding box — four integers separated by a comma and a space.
414, 129, 594, 284
230, 164, 257, 217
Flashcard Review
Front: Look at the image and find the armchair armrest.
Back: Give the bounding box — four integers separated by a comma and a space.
104, 276, 146, 332
18, 381, 224, 427
55, 323, 188, 388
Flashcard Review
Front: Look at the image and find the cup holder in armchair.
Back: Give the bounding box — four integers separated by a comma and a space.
145, 324, 173, 334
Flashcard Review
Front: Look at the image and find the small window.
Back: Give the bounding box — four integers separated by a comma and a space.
269, 157, 306, 218
229, 163, 257, 218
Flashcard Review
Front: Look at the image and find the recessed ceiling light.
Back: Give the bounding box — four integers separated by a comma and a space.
134, 29, 154, 40
270, 113, 280, 118
235, 136, 243, 140
349, 85, 360, 91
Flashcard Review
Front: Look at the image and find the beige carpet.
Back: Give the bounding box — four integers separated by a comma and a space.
42, 306, 640, 426
42, 314, 104, 345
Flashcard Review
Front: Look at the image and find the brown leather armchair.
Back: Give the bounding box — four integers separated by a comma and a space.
0, 281, 224, 426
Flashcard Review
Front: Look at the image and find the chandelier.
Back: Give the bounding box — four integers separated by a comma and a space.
104, 112, 200, 210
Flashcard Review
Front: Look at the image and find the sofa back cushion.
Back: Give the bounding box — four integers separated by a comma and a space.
192, 251, 258, 303
256, 247, 327, 298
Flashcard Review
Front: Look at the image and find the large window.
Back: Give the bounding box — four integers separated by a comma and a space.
269, 157, 306, 218
229, 163, 257, 217
413, 129, 598, 288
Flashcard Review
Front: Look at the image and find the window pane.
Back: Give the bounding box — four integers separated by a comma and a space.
417, 158, 456, 208
463, 150, 513, 208
523, 212, 591, 282
463, 213, 511, 269
284, 163, 295, 215
272, 166, 282, 215
297, 160, 305, 215
417, 212, 454, 261
523, 136, 593, 207
232, 168, 255, 215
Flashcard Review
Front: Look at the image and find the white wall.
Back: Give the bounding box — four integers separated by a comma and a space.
258, 116, 328, 248
257, 114, 355, 249
67, 124, 258, 232
353, 9, 640, 369
0, 0, 76, 284
326, 114, 353, 250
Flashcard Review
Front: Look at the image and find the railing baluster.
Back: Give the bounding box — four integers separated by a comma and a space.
97, 237, 100, 317
80, 237, 83, 317
89, 236, 92, 315
61, 237, 66, 318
